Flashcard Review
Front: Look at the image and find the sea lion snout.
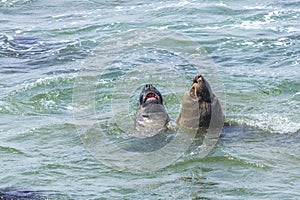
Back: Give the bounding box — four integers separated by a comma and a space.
144, 84, 154, 90
193, 74, 204, 83
190, 83, 201, 100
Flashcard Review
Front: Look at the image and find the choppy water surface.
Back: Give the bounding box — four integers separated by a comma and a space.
0, 0, 299, 199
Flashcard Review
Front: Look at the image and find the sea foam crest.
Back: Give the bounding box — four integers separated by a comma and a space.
238, 113, 300, 134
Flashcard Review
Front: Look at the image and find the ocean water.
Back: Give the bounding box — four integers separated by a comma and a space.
0, 0, 299, 199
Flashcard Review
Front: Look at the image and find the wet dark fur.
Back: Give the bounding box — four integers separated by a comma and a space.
191, 74, 213, 127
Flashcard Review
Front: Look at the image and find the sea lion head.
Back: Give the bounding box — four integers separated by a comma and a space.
177, 74, 224, 131
189, 74, 213, 103
135, 84, 170, 136
139, 84, 163, 107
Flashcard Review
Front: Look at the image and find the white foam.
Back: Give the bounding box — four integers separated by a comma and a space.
243, 5, 266, 10
155, 0, 191, 10
22, 74, 76, 91
286, 27, 300, 33
237, 113, 300, 134
264, 10, 279, 22
215, 2, 227, 7
239, 21, 269, 30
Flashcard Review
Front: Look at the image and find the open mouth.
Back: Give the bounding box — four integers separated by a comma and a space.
145, 93, 158, 101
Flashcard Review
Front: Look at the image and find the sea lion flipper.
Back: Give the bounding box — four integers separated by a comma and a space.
175, 112, 182, 126
210, 95, 225, 129
166, 121, 179, 132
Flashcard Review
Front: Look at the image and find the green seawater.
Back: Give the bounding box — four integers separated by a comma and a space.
0, 0, 299, 199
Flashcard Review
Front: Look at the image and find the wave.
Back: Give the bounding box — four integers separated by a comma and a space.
0, 75, 75, 115
228, 113, 300, 134
0, 34, 91, 74
0, 0, 36, 8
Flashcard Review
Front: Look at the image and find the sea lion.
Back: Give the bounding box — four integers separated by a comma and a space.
134, 84, 170, 137
176, 74, 224, 131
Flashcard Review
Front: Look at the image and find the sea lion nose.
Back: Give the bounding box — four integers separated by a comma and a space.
145, 84, 153, 90
193, 74, 204, 83
198, 76, 203, 82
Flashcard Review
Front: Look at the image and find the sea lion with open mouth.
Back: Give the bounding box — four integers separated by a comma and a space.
176, 74, 224, 131
134, 84, 171, 137
134, 74, 223, 137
